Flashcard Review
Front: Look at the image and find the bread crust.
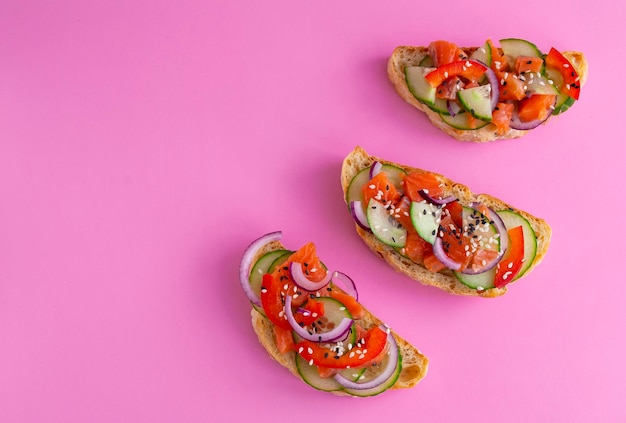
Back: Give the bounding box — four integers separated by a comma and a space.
387, 45, 588, 142
341, 146, 552, 297
248, 238, 429, 395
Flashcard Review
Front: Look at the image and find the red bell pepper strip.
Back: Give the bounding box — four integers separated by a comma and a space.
425, 60, 488, 88
545, 47, 580, 100
494, 226, 525, 288
295, 325, 388, 369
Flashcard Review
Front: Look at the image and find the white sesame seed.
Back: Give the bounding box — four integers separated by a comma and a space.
307, 347, 313, 354
308, 359, 314, 366
368, 184, 375, 189
298, 347, 304, 353
563, 63, 570, 68
508, 262, 514, 269
444, 71, 449, 78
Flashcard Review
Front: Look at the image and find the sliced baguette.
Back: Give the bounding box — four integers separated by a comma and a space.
247, 237, 428, 395
387, 44, 588, 142
341, 146, 552, 297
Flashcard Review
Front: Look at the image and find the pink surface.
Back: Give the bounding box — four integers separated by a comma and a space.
0, 1, 623, 422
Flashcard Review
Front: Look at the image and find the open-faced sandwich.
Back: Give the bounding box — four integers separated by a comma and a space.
341, 146, 552, 297
388, 38, 588, 141
239, 231, 429, 396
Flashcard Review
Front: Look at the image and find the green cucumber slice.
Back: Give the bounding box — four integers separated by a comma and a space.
496, 210, 537, 279
457, 85, 493, 121
523, 73, 559, 96
469, 41, 492, 66
249, 249, 291, 314
342, 346, 403, 397
292, 297, 357, 345
419, 55, 434, 67
428, 97, 452, 115
410, 201, 442, 245
453, 207, 501, 290
440, 111, 489, 130
296, 354, 343, 392
345, 165, 407, 206
545, 66, 575, 114
367, 199, 407, 248
267, 250, 293, 273
499, 38, 542, 68
405, 66, 436, 106
455, 267, 497, 290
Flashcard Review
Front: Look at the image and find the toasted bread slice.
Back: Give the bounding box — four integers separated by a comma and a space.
387, 44, 588, 142
341, 146, 552, 297
247, 237, 428, 396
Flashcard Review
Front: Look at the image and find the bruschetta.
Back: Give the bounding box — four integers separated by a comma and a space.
388, 38, 588, 142
240, 231, 428, 396
341, 146, 552, 297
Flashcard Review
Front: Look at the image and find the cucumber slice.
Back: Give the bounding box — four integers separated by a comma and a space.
440, 110, 489, 130
455, 209, 538, 289
545, 66, 575, 114
267, 250, 293, 273
342, 346, 403, 397
455, 267, 497, 290
410, 201, 442, 245
345, 165, 407, 206
453, 207, 501, 290
419, 55, 434, 67
496, 210, 537, 279
499, 38, 542, 66
523, 73, 559, 96
469, 41, 492, 66
292, 297, 357, 345
367, 199, 407, 248
428, 97, 452, 116
296, 354, 344, 392
457, 85, 493, 121
405, 66, 436, 106
249, 249, 291, 314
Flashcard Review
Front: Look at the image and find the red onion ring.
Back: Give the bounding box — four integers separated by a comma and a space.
239, 231, 282, 307
331, 271, 358, 301
447, 100, 462, 117
285, 294, 353, 343
484, 67, 499, 111
349, 201, 370, 230
432, 236, 462, 271
334, 326, 398, 390
418, 189, 456, 205
369, 161, 383, 179
509, 97, 556, 130
289, 261, 332, 292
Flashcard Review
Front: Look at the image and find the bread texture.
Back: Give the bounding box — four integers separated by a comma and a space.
387, 45, 588, 142
341, 146, 552, 297
248, 238, 428, 395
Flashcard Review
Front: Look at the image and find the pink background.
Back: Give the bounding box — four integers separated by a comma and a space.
0, 1, 624, 422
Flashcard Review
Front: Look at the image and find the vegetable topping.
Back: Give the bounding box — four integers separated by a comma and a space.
405, 38, 582, 134
242, 232, 402, 395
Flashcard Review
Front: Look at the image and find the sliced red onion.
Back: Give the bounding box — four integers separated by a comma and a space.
331, 271, 358, 301
334, 326, 398, 390
418, 189, 456, 205
447, 100, 462, 117
290, 261, 331, 292
239, 231, 282, 307
484, 67, 499, 111
459, 203, 508, 275
349, 201, 370, 230
509, 98, 556, 130
432, 236, 462, 271
369, 161, 383, 179
285, 294, 353, 343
